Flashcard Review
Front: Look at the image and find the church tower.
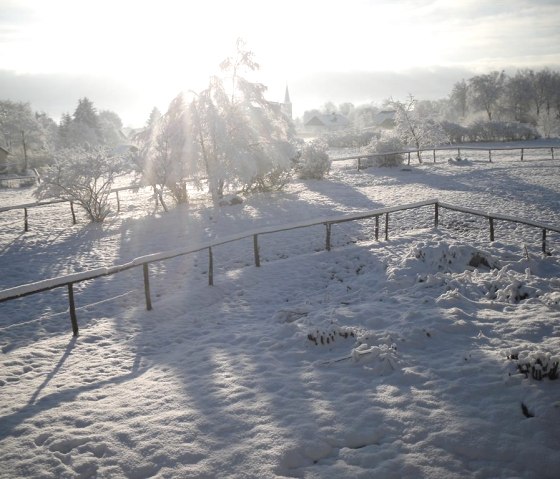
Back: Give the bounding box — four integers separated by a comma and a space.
282, 84, 292, 120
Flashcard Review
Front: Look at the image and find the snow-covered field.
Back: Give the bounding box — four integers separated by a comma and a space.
1, 144, 560, 478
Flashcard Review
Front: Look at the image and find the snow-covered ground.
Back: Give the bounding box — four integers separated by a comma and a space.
1, 146, 560, 478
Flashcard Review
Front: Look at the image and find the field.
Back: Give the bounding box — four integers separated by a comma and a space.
1, 142, 560, 478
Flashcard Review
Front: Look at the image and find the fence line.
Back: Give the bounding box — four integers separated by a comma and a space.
1, 199, 559, 337
330, 145, 557, 170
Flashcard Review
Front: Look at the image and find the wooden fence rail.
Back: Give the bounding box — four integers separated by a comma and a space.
330, 145, 558, 170
1, 199, 559, 336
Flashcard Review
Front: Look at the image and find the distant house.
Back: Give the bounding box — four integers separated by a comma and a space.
304, 112, 349, 133
374, 110, 396, 128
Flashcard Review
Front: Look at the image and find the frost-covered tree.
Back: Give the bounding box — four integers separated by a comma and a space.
0, 100, 53, 171
449, 80, 468, 119
502, 71, 533, 122
391, 96, 446, 163
189, 39, 296, 202
468, 71, 505, 121
35, 147, 130, 222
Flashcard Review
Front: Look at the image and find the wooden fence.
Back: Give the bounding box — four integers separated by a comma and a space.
330, 145, 557, 170
0, 185, 138, 232
1, 199, 559, 336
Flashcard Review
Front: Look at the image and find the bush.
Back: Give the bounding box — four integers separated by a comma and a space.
324, 130, 378, 148
35, 147, 130, 223
364, 136, 405, 167
295, 140, 331, 179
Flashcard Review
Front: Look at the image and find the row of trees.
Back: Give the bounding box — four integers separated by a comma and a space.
304, 68, 560, 141
0, 98, 125, 173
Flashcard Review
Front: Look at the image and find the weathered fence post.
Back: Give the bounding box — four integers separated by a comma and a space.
521, 148, 524, 161
488, 150, 492, 162
357, 158, 361, 171
70, 201, 77, 225
116, 190, 121, 213
24, 207, 28, 232
67, 283, 79, 336
253, 234, 261, 266
542, 229, 547, 254
489, 217, 495, 242
325, 223, 331, 251
385, 213, 389, 241
458, 148, 461, 159
407, 152, 411, 165
434, 202, 439, 227
143, 263, 152, 311
208, 247, 214, 286
552, 147, 555, 160
375, 215, 379, 241
433, 149, 436, 163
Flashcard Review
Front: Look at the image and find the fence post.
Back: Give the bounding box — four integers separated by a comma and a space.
542, 229, 547, 254
433, 149, 436, 163
70, 201, 77, 225
434, 202, 439, 227
521, 148, 524, 161
325, 223, 331, 251
407, 152, 411, 165
143, 263, 152, 311
116, 190, 121, 213
375, 215, 379, 241
458, 148, 461, 159
552, 147, 555, 160
489, 217, 495, 242
67, 283, 79, 336
488, 150, 492, 162
24, 207, 28, 232
208, 247, 214, 286
253, 234, 261, 266
357, 158, 361, 171
385, 213, 389, 241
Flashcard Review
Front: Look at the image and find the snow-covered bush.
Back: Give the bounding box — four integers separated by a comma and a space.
294, 140, 331, 179
364, 136, 405, 167
465, 120, 539, 142
35, 147, 130, 223
509, 350, 559, 380
324, 130, 378, 148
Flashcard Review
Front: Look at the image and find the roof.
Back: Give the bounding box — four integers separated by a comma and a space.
305, 113, 349, 127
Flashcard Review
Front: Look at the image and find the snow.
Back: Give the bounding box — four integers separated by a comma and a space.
1, 147, 560, 478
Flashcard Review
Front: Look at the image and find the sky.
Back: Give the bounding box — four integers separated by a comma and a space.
1, 0, 560, 126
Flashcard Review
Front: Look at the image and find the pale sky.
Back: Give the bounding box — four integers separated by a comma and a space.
1, 0, 559, 126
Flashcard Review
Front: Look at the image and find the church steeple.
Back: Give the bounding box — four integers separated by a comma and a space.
282, 84, 292, 119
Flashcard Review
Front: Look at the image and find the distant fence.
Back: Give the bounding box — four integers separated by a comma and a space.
0, 185, 141, 232
1, 198, 559, 336
331, 145, 557, 170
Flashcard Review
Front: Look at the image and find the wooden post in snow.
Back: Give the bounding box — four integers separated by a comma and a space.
253, 234, 261, 266
70, 202, 77, 225
68, 283, 79, 336
489, 217, 495, 242
116, 191, 121, 213
24, 207, 28, 232
385, 213, 389, 241
325, 223, 331, 251
375, 215, 379, 241
434, 203, 439, 228
542, 229, 547, 254
521, 148, 524, 161
208, 247, 214, 286
143, 263, 152, 311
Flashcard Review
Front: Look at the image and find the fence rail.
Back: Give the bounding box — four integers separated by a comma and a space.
330, 144, 557, 170
1, 199, 559, 337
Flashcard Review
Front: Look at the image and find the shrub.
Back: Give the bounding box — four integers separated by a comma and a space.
364, 136, 405, 167
295, 140, 331, 179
